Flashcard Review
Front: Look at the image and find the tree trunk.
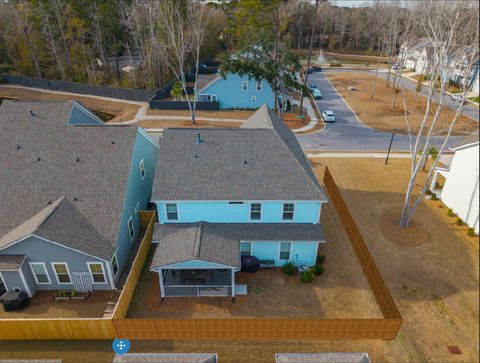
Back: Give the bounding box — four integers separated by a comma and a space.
23, 26, 42, 79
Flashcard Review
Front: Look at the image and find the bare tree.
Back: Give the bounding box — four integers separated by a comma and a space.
399, 0, 479, 227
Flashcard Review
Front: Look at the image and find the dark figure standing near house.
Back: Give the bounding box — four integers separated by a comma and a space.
286, 99, 291, 112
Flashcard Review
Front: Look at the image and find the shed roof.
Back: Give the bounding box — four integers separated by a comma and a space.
0, 101, 139, 260
152, 105, 326, 201
113, 353, 217, 363
275, 353, 371, 363
151, 222, 325, 269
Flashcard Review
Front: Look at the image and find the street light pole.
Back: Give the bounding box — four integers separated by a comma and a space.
385, 129, 396, 165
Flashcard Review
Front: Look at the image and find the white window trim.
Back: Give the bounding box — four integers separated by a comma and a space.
250, 203, 262, 221
165, 203, 179, 221
240, 241, 252, 256
242, 81, 248, 91
127, 215, 135, 241
279, 242, 292, 260
134, 201, 140, 214
282, 203, 295, 221
50, 262, 72, 285
29, 262, 51, 285
139, 159, 145, 180
256, 81, 262, 91
87, 262, 107, 285
111, 252, 119, 277
0, 272, 6, 291
251, 96, 256, 104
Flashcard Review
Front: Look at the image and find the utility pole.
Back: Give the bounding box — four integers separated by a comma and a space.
299, 0, 320, 117
385, 129, 396, 165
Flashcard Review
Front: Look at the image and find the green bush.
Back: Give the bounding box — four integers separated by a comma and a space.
282, 261, 296, 276
300, 269, 315, 283
312, 264, 324, 276
456, 218, 464, 226
431, 193, 438, 200
447, 208, 455, 217
316, 254, 326, 265
467, 228, 476, 237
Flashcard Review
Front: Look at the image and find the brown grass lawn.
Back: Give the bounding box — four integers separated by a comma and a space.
0, 290, 119, 319
1, 158, 478, 363
327, 72, 479, 135
145, 108, 255, 120
0, 86, 140, 122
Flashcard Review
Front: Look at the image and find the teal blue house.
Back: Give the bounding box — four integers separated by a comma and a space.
0, 100, 159, 296
150, 105, 327, 298
197, 72, 275, 110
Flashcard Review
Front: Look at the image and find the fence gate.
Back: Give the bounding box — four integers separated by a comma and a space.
71, 272, 93, 292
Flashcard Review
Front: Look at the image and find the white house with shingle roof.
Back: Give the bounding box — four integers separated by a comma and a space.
430, 132, 479, 234
0, 100, 159, 297
150, 105, 327, 298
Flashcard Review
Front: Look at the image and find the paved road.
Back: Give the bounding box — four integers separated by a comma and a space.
298, 70, 469, 151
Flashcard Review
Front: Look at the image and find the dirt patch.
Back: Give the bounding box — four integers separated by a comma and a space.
327, 72, 478, 135
282, 111, 310, 129
139, 119, 242, 129
0, 290, 119, 319
0, 86, 140, 123
379, 211, 430, 247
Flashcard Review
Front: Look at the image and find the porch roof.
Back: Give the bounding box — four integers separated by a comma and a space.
150, 222, 325, 270
0, 254, 26, 270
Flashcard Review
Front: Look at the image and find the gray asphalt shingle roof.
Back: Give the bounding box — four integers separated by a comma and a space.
152, 105, 326, 201
275, 353, 371, 363
0, 100, 138, 260
151, 222, 325, 269
451, 131, 479, 149
0, 255, 26, 271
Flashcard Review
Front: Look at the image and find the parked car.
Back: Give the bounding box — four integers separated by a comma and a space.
309, 83, 318, 91
311, 88, 322, 99
306, 66, 322, 74
450, 94, 463, 102
322, 110, 336, 122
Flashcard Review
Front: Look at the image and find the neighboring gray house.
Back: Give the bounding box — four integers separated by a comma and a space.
0, 100, 159, 296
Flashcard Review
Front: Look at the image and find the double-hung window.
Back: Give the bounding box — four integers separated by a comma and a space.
250, 203, 261, 220
88, 263, 106, 284
240, 242, 252, 257
111, 253, 119, 276
282, 203, 295, 220
52, 263, 71, 284
280, 242, 291, 260
242, 81, 248, 91
30, 262, 51, 284
127, 216, 135, 240
139, 159, 145, 180
166, 203, 178, 220
256, 81, 262, 91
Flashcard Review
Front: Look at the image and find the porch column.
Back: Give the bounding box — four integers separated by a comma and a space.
231, 268, 236, 298
159, 268, 165, 298
430, 170, 439, 192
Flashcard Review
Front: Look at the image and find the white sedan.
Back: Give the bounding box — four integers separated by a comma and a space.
322, 110, 336, 122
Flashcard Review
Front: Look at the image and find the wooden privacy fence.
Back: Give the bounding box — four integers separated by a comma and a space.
323, 167, 403, 321
113, 318, 400, 340
113, 210, 156, 319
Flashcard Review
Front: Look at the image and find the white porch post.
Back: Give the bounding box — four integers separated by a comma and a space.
231, 268, 236, 298
430, 169, 439, 192
159, 268, 165, 298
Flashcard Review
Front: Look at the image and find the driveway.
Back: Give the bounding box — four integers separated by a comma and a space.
298, 71, 466, 151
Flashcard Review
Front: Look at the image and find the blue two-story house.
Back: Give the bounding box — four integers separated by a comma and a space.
197, 72, 275, 110
150, 104, 327, 298
0, 100, 158, 297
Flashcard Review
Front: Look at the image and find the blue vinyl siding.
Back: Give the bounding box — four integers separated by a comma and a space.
0, 236, 110, 291
250, 241, 320, 267
0, 270, 27, 294
68, 103, 103, 125
200, 73, 274, 110
157, 201, 321, 224
115, 128, 159, 281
